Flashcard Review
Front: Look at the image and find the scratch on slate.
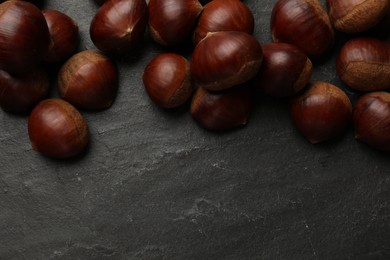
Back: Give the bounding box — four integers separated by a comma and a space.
302, 213, 317, 258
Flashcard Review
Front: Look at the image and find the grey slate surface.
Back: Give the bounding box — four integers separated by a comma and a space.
1, 0, 390, 259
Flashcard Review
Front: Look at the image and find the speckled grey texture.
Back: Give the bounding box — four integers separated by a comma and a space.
1, 0, 390, 259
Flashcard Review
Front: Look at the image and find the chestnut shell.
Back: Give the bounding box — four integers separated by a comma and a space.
254, 42, 312, 97
271, 0, 334, 59
148, 0, 203, 46
191, 85, 253, 131
353, 92, 390, 151
193, 0, 254, 44
0, 0, 50, 74
143, 53, 192, 108
0, 68, 49, 114
326, 0, 390, 34
28, 99, 89, 159
90, 0, 148, 55
43, 9, 79, 62
290, 81, 352, 143
58, 50, 118, 110
191, 31, 263, 91
336, 37, 390, 92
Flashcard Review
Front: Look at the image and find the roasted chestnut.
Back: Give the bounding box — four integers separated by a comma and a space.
28, 99, 89, 159
326, 0, 390, 34
271, 0, 335, 59
290, 81, 352, 143
90, 0, 148, 55
193, 0, 254, 44
191, 31, 263, 91
0, 0, 50, 75
43, 9, 79, 63
336, 37, 390, 92
0, 68, 49, 114
143, 53, 192, 108
58, 50, 118, 110
253, 42, 312, 97
353, 92, 390, 151
190, 85, 253, 130
148, 0, 203, 46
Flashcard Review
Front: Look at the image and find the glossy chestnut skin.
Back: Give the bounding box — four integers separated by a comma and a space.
326, 0, 390, 34
58, 50, 118, 110
28, 99, 89, 159
43, 9, 79, 63
0, 68, 49, 114
191, 31, 263, 91
290, 81, 352, 143
143, 53, 192, 108
149, 0, 203, 46
353, 92, 390, 151
193, 0, 254, 44
337, 38, 390, 92
0, 0, 50, 75
254, 43, 312, 97
190, 85, 253, 131
90, 0, 148, 55
271, 0, 334, 59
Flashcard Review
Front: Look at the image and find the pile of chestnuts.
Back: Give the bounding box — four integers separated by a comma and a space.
1, 0, 390, 160
0, 0, 118, 158
141, 0, 390, 152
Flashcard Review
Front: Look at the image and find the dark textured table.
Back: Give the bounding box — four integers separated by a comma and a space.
1, 0, 390, 259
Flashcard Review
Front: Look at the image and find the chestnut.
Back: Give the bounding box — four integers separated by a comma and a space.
42, 9, 79, 63
290, 81, 352, 143
190, 85, 253, 131
142, 53, 192, 109
58, 50, 118, 110
271, 0, 335, 59
90, 0, 148, 55
353, 92, 390, 151
28, 99, 89, 159
190, 31, 263, 91
253, 42, 312, 98
148, 0, 203, 46
0, 68, 49, 114
193, 0, 254, 44
0, 0, 50, 75
336, 38, 390, 92
326, 0, 390, 34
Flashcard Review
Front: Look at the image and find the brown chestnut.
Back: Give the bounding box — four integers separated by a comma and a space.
253, 42, 312, 98
58, 50, 118, 110
326, 0, 390, 34
28, 99, 89, 159
353, 92, 390, 151
271, 0, 335, 59
0, 0, 50, 75
290, 81, 352, 143
336, 38, 390, 92
42, 9, 79, 63
193, 0, 254, 44
142, 53, 192, 109
0, 68, 49, 114
148, 0, 203, 46
190, 85, 253, 130
90, 0, 148, 55
191, 31, 263, 91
